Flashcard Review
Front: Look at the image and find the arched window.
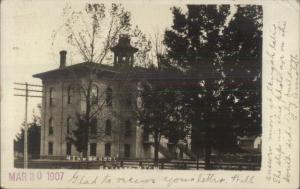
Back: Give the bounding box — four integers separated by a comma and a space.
67, 85, 73, 104
136, 82, 150, 109
49, 87, 55, 106
91, 85, 98, 104
105, 119, 112, 136
125, 120, 131, 137
106, 87, 112, 106
49, 118, 53, 135
67, 117, 72, 134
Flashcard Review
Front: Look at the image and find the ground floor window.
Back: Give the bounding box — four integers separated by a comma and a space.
66, 142, 71, 155
90, 143, 97, 156
143, 126, 149, 141
124, 144, 130, 158
48, 142, 53, 155
105, 143, 111, 157
125, 120, 131, 137
105, 119, 112, 136
90, 118, 97, 134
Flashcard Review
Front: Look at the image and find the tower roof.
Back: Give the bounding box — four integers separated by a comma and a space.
110, 35, 138, 53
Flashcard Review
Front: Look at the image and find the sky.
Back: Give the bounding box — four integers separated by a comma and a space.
1, 1, 238, 136
1, 1, 183, 135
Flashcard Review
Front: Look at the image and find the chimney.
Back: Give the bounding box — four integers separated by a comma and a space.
59, 50, 67, 69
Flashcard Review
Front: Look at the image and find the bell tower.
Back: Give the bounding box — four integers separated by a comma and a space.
111, 34, 138, 67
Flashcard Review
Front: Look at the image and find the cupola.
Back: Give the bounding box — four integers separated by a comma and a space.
110, 35, 138, 67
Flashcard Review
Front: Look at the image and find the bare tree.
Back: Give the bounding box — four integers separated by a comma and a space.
49, 3, 141, 159
61, 3, 131, 64
50, 3, 160, 162
51, 3, 152, 67
149, 30, 166, 65
148, 30, 180, 71
130, 26, 152, 68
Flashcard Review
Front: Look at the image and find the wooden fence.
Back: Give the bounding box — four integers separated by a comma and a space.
14, 159, 260, 170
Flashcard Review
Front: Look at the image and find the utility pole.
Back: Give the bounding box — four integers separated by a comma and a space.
14, 82, 43, 168
24, 83, 28, 168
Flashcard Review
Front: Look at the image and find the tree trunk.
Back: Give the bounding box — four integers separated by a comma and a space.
204, 123, 212, 170
191, 119, 203, 155
84, 80, 92, 160
83, 130, 88, 158
84, 110, 90, 159
154, 135, 159, 167
204, 141, 211, 170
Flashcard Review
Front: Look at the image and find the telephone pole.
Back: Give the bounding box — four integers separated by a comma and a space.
14, 82, 43, 168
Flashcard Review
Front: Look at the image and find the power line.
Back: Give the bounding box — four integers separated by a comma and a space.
14, 82, 43, 169
14, 82, 42, 87
14, 88, 43, 93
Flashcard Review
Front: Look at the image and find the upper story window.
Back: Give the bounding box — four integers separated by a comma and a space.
67, 85, 73, 104
67, 117, 72, 134
49, 118, 54, 135
125, 120, 131, 137
91, 85, 98, 105
105, 119, 112, 136
49, 87, 55, 106
106, 87, 112, 106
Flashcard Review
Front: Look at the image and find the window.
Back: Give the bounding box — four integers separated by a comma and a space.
67, 117, 72, 134
90, 143, 97, 156
67, 85, 73, 104
49, 118, 53, 135
106, 87, 112, 106
124, 144, 130, 158
49, 87, 54, 106
143, 125, 149, 141
48, 142, 53, 155
105, 143, 111, 157
105, 119, 112, 136
90, 118, 97, 134
125, 120, 131, 137
91, 85, 98, 104
66, 142, 71, 155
